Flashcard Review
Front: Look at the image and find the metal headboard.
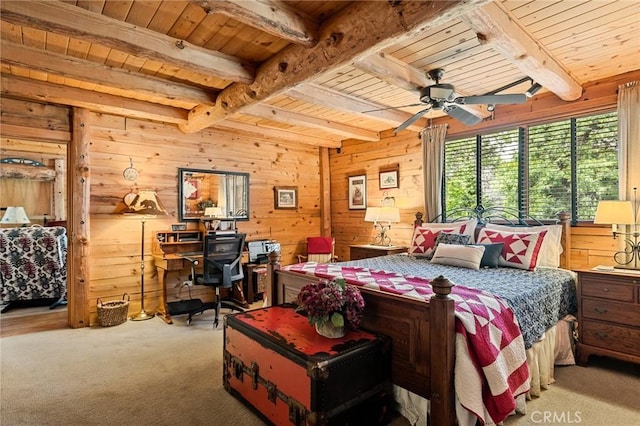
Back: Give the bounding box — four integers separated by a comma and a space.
420, 205, 550, 226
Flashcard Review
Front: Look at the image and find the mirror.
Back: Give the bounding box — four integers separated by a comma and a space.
178, 168, 249, 222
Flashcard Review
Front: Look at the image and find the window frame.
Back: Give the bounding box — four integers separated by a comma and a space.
442, 109, 619, 225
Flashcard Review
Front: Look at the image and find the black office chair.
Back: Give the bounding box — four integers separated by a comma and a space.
187, 232, 247, 328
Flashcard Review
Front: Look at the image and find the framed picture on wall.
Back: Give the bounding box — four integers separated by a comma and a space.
348, 175, 367, 210
379, 168, 399, 189
274, 186, 298, 209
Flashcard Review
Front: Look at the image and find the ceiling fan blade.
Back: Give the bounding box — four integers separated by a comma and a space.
443, 105, 483, 126
361, 103, 425, 113
393, 107, 431, 134
454, 94, 527, 105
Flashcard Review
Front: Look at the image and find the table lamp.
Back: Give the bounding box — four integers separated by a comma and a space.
594, 187, 639, 270
364, 205, 400, 246
1, 206, 31, 226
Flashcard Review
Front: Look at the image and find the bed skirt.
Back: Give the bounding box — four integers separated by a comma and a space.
393, 315, 577, 426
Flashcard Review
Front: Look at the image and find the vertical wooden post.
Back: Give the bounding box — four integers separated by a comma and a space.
266, 250, 281, 307
67, 107, 91, 328
557, 211, 571, 270
319, 147, 331, 237
429, 275, 456, 426
53, 158, 66, 220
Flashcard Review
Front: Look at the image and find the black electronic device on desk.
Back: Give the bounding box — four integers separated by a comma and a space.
247, 240, 280, 264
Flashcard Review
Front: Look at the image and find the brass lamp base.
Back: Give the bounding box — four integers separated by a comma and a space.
130, 310, 155, 321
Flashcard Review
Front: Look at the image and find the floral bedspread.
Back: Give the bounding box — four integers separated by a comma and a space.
338, 254, 577, 349
0, 226, 67, 310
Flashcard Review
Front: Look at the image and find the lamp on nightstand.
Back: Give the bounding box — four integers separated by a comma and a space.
594, 187, 640, 270
365, 197, 400, 246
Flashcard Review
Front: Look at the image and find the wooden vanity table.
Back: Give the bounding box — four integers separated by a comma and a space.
152, 229, 203, 324
152, 228, 253, 324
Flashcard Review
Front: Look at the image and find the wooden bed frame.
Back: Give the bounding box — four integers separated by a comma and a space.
266, 210, 571, 425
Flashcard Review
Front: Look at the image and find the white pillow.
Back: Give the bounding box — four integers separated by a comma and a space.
430, 243, 485, 270
422, 218, 478, 243
409, 223, 469, 257
476, 228, 547, 271
485, 223, 563, 268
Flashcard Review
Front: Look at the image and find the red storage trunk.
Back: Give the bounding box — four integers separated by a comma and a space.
223, 304, 391, 426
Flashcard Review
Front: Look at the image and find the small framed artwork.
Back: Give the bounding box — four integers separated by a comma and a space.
379, 168, 399, 189
171, 223, 187, 231
274, 186, 298, 209
348, 175, 367, 210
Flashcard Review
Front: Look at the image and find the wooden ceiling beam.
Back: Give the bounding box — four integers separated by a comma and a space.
462, 1, 583, 101
215, 119, 341, 148
355, 52, 490, 119
242, 103, 380, 142
0, 40, 215, 108
1, 75, 188, 125
287, 83, 428, 132
191, 0, 319, 47
180, 0, 491, 133
0, 0, 254, 84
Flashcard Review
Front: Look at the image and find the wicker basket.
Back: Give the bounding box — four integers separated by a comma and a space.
97, 294, 130, 327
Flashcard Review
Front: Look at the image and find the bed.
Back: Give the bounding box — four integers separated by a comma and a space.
0, 225, 68, 312
265, 208, 577, 425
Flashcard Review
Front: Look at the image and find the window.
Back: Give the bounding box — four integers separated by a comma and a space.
443, 112, 619, 222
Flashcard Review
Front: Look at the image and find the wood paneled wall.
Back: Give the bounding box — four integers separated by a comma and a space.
329, 134, 425, 261
2, 98, 323, 325
86, 113, 322, 321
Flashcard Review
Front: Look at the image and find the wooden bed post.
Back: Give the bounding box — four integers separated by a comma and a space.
429, 275, 456, 426
266, 250, 281, 307
557, 211, 571, 270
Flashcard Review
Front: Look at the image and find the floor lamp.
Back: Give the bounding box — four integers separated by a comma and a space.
122, 190, 168, 321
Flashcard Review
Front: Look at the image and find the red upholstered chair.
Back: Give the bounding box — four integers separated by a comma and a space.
297, 237, 338, 264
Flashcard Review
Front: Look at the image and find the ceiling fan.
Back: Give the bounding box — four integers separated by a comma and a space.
392, 68, 529, 133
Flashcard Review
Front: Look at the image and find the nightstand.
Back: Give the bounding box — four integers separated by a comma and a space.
349, 244, 408, 260
575, 269, 640, 366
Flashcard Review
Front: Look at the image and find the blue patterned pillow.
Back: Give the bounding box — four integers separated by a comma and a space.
428, 233, 470, 259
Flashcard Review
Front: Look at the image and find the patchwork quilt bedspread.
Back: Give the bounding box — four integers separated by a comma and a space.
338, 254, 578, 349
283, 261, 531, 424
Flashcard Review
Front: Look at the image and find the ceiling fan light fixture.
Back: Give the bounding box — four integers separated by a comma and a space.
525, 82, 542, 98
420, 84, 455, 102
487, 104, 495, 112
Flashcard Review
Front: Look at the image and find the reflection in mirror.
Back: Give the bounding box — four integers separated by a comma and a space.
178, 168, 249, 222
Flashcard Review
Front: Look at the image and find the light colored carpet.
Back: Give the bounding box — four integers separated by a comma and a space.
1, 310, 267, 426
504, 356, 639, 426
2, 309, 639, 426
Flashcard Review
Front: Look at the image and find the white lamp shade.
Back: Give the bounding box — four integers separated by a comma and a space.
594, 200, 635, 225
364, 206, 400, 223
378, 206, 400, 222
1, 206, 31, 224
364, 207, 380, 222
204, 207, 223, 217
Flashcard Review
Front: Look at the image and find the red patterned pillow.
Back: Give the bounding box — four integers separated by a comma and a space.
409, 223, 467, 257
476, 228, 547, 271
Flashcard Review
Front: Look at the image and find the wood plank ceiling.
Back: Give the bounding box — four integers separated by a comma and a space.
1, 0, 639, 148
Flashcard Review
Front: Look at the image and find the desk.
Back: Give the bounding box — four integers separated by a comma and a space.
152, 229, 253, 324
